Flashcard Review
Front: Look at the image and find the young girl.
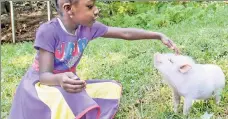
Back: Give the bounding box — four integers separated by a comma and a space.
9, 0, 179, 119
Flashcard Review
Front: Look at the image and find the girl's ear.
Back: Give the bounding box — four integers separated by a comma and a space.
179, 64, 192, 73
62, 3, 72, 14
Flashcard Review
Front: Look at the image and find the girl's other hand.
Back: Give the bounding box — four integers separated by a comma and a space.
59, 72, 86, 93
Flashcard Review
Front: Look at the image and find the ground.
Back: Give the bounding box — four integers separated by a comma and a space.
1, 1, 57, 43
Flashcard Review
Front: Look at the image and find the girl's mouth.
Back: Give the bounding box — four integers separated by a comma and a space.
91, 19, 96, 23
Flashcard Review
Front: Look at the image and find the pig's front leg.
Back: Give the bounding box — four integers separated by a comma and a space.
183, 98, 193, 115
173, 90, 180, 113
215, 88, 222, 104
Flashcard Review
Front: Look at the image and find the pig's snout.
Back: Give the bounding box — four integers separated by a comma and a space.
154, 53, 162, 64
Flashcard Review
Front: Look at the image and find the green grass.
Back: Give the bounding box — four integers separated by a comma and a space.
1, 2, 228, 119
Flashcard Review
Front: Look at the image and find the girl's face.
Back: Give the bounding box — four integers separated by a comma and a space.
68, 0, 98, 27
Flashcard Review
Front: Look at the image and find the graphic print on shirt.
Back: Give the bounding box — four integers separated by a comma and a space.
54, 37, 88, 70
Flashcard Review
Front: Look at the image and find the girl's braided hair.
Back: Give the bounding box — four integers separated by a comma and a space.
54, 0, 59, 11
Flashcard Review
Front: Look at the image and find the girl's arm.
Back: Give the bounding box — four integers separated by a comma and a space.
38, 49, 86, 93
102, 27, 163, 40
102, 27, 180, 54
38, 48, 62, 86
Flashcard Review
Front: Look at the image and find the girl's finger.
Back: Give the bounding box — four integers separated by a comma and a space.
62, 83, 81, 90
66, 88, 83, 93
168, 40, 180, 55
72, 84, 85, 90
66, 78, 85, 85
63, 83, 85, 91
177, 48, 181, 55
170, 46, 174, 50
165, 41, 172, 48
71, 76, 80, 80
174, 47, 180, 55
167, 39, 173, 47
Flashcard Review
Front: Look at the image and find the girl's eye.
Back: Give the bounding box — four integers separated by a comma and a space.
87, 5, 93, 9
168, 58, 174, 63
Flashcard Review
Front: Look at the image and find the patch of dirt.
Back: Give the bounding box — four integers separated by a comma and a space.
1, 1, 58, 43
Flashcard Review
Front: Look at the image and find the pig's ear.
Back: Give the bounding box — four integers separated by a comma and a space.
179, 64, 192, 73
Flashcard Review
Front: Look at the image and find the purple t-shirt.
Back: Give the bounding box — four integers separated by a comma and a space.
33, 18, 108, 73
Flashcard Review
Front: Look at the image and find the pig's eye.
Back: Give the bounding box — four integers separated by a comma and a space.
168, 58, 174, 64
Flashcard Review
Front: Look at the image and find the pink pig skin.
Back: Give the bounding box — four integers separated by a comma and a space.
154, 53, 225, 115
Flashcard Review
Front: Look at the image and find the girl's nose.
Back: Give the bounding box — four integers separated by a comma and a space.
94, 7, 100, 19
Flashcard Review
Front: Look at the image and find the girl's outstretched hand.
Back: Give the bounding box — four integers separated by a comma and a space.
59, 72, 86, 93
160, 34, 180, 55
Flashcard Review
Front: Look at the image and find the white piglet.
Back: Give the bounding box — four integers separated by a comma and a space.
154, 53, 225, 115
